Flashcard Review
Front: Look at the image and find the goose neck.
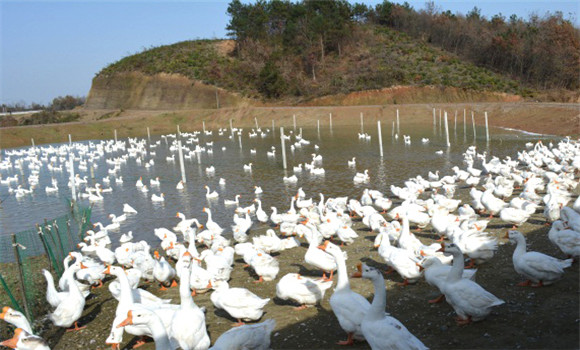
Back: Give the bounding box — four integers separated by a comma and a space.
367, 274, 387, 320
331, 249, 351, 291
146, 313, 172, 350
446, 250, 465, 282
179, 264, 195, 310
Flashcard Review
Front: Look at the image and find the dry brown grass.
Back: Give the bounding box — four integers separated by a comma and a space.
1, 102, 578, 150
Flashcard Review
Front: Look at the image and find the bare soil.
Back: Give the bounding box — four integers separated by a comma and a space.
1, 102, 579, 150
15, 185, 579, 350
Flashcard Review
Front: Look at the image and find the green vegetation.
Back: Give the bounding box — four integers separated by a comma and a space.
20, 111, 81, 125
95, 0, 579, 101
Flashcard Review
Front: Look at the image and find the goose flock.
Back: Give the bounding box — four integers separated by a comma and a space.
0, 125, 579, 349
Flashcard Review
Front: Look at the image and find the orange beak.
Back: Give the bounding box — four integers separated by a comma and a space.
416, 262, 424, 272
351, 262, 363, 278
104, 265, 112, 275
154, 251, 160, 259
0, 306, 10, 320
503, 231, 509, 239
436, 243, 445, 253
0, 328, 22, 348
116, 310, 133, 328
80, 262, 88, 269
183, 251, 192, 257
206, 281, 213, 289
317, 240, 330, 251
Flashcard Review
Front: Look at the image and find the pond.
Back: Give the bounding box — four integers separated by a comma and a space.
0, 121, 556, 251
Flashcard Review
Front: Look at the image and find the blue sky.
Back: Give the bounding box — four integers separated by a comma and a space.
1, 0, 578, 106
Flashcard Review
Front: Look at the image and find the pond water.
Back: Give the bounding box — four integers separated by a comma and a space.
0, 122, 557, 251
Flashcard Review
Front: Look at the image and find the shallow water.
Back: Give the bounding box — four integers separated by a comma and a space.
0, 123, 557, 254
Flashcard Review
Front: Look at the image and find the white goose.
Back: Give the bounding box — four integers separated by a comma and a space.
204, 185, 219, 199
354, 263, 428, 350
506, 230, 573, 286
203, 207, 223, 235
210, 319, 276, 350
548, 220, 580, 259
437, 243, 504, 324
0, 328, 50, 350
151, 193, 165, 202
319, 240, 370, 345
170, 252, 210, 350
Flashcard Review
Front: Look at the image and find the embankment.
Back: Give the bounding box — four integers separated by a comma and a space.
1, 102, 578, 149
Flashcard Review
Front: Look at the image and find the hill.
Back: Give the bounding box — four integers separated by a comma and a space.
87, 26, 530, 109
86, 0, 579, 109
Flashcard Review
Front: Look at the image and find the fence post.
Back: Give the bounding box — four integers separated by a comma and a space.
0, 273, 24, 315
52, 219, 66, 261
12, 234, 31, 322
66, 218, 75, 251
36, 224, 54, 273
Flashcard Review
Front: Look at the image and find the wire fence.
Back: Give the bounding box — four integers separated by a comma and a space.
0, 200, 92, 323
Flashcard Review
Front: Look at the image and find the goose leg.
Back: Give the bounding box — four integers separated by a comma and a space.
336, 332, 354, 345
66, 321, 86, 332
455, 316, 472, 325
232, 319, 245, 327
428, 294, 446, 304
253, 276, 264, 283
132, 336, 150, 348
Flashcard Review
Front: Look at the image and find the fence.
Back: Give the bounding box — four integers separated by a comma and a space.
0, 200, 92, 324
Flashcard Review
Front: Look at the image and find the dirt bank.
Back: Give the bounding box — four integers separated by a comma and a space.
1, 102, 578, 149
25, 185, 580, 350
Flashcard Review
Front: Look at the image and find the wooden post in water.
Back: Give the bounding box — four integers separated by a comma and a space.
439, 109, 442, 135
202, 121, 206, 133
31, 139, 35, 148
293, 114, 297, 132
444, 112, 450, 147
12, 234, 31, 321
317, 120, 320, 137
255, 117, 259, 130
230, 119, 234, 137
378, 121, 384, 157
114, 129, 117, 143
396, 109, 400, 135
463, 109, 467, 142
69, 141, 76, 201
360, 112, 364, 133
272, 120, 275, 137
471, 111, 476, 141
433, 108, 437, 133
177, 126, 186, 184
280, 127, 287, 169
147, 127, 151, 143
329, 113, 333, 130
485, 112, 490, 142
238, 133, 242, 149
454, 110, 457, 135
392, 121, 395, 138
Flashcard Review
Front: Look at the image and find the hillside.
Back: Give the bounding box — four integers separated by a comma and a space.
87, 25, 536, 109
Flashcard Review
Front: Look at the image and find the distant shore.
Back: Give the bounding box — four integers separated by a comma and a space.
1, 102, 578, 149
